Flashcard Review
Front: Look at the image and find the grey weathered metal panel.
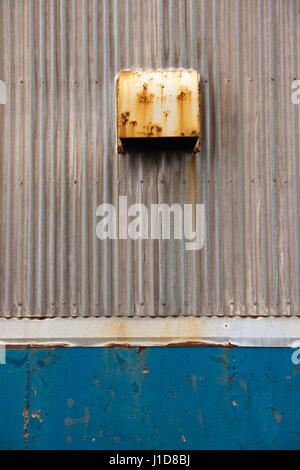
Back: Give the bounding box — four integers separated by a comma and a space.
0, 0, 299, 317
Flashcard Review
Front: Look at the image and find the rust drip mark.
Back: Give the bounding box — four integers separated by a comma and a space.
192, 153, 197, 227
23, 352, 33, 445
142, 122, 163, 137
271, 407, 282, 423
100, 341, 235, 348
120, 111, 130, 126
137, 92, 154, 104
185, 374, 197, 392
176, 87, 192, 101
22, 403, 30, 439
31, 410, 43, 423
67, 398, 74, 408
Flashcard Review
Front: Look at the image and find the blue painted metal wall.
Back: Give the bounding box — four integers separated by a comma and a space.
0, 347, 299, 450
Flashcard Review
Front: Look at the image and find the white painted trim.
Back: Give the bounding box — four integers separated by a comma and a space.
0, 316, 299, 347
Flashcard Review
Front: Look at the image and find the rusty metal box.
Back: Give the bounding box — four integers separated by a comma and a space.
117, 70, 200, 152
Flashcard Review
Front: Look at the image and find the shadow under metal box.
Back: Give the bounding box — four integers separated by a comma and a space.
117, 70, 200, 152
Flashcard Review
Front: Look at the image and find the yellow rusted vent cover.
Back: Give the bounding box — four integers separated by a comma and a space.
117, 70, 200, 152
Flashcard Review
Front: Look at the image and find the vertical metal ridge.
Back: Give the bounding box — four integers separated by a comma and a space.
11, 0, 24, 317
67, 0, 77, 317
0, 0, 12, 317
34, 0, 46, 316
100, 0, 111, 316
274, 0, 289, 315
78, 0, 89, 316
284, 0, 300, 315
89, 0, 100, 316
25, 0, 34, 317
219, 0, 233, 315
251, 0, 268, 315
56, 0, 67, 316
198, 0, 210, 316
264, 0, 279, 316
229, 0, 245, 315
44, 0, 56, 317
289, 0, 300, 314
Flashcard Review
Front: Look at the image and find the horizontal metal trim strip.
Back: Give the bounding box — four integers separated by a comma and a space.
0, 317, 300, 347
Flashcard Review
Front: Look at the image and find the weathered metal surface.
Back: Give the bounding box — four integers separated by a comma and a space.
117, 70, 200, 149
0, 346, 299, 449
0, 316, 300, 347
0, 0, 300, 318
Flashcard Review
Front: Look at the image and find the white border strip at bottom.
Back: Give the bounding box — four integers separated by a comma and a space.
0, 316, 300, 347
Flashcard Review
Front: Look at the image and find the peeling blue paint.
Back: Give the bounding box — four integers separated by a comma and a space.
0, 347, 299, 450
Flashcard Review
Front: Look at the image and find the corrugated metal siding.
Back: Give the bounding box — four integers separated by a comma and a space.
0, 0, 299, 317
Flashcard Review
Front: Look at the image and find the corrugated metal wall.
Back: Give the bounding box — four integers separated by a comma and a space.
0, 0, 299, 318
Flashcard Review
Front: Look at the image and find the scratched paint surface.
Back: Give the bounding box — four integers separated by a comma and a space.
0, 347, 299, 450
